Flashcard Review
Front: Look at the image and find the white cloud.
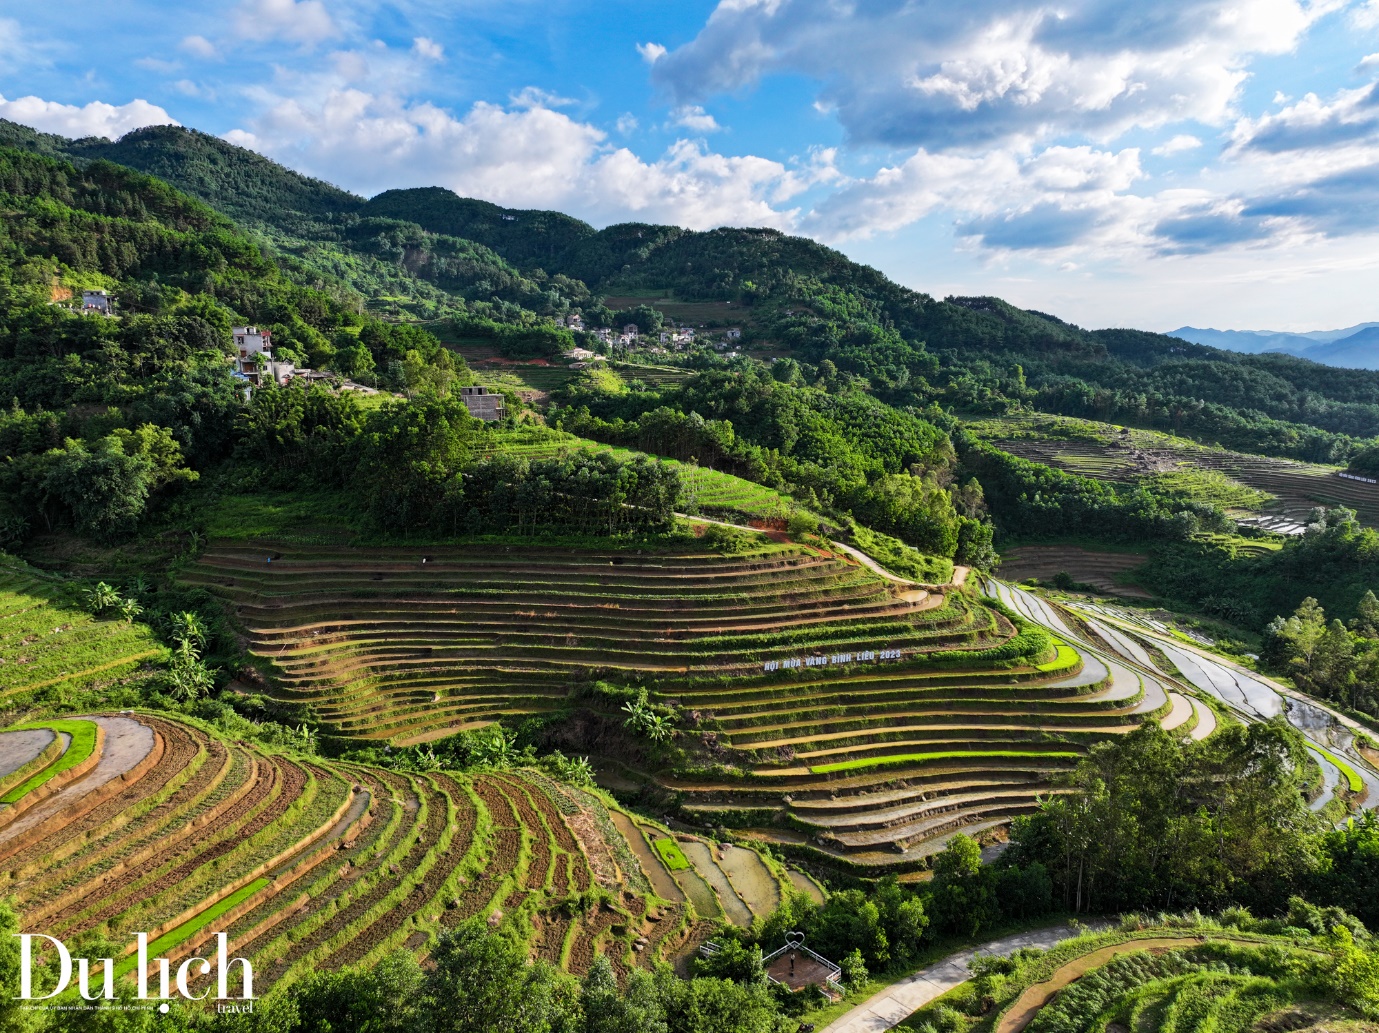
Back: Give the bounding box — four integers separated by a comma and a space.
232, 0, 340, 47
1360, 53, 1379, 69
1230, 82, 1379, 156
412, 37, 443, 61
0, 93, 178, 140
173, 80, 202, 97
224, 90, 796, 230
1353, 0, 1379, 29
1153, 134, 1204, 156
670, 105, 721, 133
653, 0, 1331, 150
616, 113, 639, 135
0, 18, 28, 74
637, 42, 667, 64
135, 57, 181, 73
510, 86, 576, 109
180, 35, 218, 59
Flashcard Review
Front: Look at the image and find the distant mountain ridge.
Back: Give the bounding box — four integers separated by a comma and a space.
1172, 323, 1379, 369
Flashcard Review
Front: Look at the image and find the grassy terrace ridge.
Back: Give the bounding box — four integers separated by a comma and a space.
810, 748, 1084, 775
0, 555, 166, 702
899, 919, 1362, 1033
1311, 744, 1364, 792
0, 711, 696, 994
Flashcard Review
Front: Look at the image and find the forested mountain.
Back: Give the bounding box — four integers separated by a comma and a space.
6, 118, 1379, 463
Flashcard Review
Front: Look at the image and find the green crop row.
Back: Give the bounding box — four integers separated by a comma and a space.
653, 838, 690, 871
1310, 744, 1364, 793
112, 878, 272, 978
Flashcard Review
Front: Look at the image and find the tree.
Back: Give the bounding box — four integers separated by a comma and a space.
929, 834, 999, 937
41, 435, 156, 534
583, 956, 668, 1033
84, 581, 122, 615
169, 610, 208, 651
284, 950, 424, 1033
423, 919, 580, 1033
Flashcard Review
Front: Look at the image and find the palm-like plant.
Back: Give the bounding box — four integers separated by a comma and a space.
566, 756, 596, 786
291, 724, 319, 754
117, 598, 144, 622
165, 657, 214, 702
84, 581, 121, 615
170, 611, 208, 651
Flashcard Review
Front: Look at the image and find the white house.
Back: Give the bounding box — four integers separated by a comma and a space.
566, 313, 584, 331
725, 327, 742, 341
232, 326, 281, 386
623, 323, 640, 338
81, 290, 112, 315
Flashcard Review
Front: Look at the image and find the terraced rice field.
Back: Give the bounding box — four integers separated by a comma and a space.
999, 546, 1152, 598
180, 539, 946, 745
610, 361, 692, 388
660, 589, 1175, 867
0, 557, 165, 703
0, 712, 690, 991
181, 536, 1184, 869
984, 416, 1379, 530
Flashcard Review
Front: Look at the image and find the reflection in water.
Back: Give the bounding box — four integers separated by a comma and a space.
988, 581, 1377, 813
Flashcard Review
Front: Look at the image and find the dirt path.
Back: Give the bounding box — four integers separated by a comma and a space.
0, 729, 55, 779
0, 716, 155, 846
821, 922, 1104, 1033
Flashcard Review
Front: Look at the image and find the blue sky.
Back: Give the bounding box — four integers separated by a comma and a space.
4, 0, 1379, 332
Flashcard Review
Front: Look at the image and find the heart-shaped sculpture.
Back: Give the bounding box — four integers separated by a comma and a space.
785, 930, 805, 949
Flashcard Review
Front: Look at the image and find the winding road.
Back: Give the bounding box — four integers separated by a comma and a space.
820, 922, 1107, 1033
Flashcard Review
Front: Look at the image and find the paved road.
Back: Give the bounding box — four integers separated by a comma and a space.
820, 923, 1104, 1033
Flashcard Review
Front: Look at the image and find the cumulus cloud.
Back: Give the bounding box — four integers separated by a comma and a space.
653, 0, 1327, 150
180, 35, 218, 59
1153, 134, 1204, 156
1231, 82, 1379, 154
0, 93, 178, 140
232, 0, 340, 46
224, 90, 796, 229
803, 144, 1147, 246
412, 37, 443, 61
670, 105, 721, 133
637, 42, 667, 64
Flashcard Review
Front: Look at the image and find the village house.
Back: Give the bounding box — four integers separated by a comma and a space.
725, 327, 742, 340
458, 385, 506, 421
81, 289, 112, 315
566, 313, 584, 330
231, 326, 295, 387
623, 323, 639, 339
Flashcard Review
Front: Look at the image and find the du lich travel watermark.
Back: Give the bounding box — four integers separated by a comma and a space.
13, 931, 255, 1011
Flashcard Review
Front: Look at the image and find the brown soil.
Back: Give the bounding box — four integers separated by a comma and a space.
325, 777, 455, 968
1000, 546, 1152, 598
274, 771, 419, 968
